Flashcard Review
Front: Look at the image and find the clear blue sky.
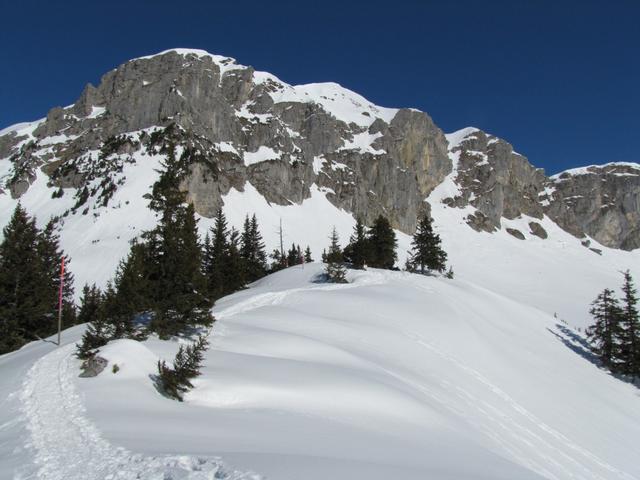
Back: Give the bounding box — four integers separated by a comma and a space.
1, 0, 638, 174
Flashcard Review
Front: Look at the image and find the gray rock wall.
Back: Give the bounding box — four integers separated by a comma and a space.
1, 49, 638, 250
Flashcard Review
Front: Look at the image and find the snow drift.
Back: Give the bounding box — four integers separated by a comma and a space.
2, 264, 639, 479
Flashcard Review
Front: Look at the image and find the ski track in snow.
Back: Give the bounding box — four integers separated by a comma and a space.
399, 330, 637, 480
217, 275, 637, 480
19, 344, 262, 480
17, 272, 637, 480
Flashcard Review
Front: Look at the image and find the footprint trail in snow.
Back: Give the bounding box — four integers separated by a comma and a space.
19, 344, 262, 480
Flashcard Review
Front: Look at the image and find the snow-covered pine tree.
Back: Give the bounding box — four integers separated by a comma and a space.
408, 214, 448, 274
343, 217, 369, 269
586, 288, 623, 371
619, 270, 640, 376
325, 227, 347, 283
367, 215, 397, 270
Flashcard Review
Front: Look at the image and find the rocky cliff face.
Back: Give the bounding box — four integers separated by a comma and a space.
0, 49, 449, 234
546, 164, 640, 250
443, 128, 548, 237
441, 128, 640, 249
0, 48, 638, 250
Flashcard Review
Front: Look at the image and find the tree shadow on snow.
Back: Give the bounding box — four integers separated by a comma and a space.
548, 323, 640, 391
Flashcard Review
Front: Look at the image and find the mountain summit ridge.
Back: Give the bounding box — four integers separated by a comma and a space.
0, 47, 639, 295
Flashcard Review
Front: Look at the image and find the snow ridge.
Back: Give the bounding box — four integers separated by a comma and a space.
19, 344, 262, 480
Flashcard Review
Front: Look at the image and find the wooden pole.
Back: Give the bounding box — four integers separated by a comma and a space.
57, 257, 65, 346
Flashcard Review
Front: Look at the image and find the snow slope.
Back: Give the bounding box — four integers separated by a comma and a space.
2, 264, 640, 479
1, 136, 638, 329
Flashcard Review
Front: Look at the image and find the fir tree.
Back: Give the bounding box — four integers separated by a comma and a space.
269, 249, 287, 272
304, 246, 313, 263
113, 241, 151, 316
144, 145, 213, 337
37, 219, 76, 331
203, 209, 229, 299
586, 288, 623, 371
157, 334, 209, 400
445, 266, 455, 279
0, 205, 76, 353
343, 217, 369, 269
77, 284, 103, 326
367, 215, 397, 269
240, 214, 267, 282
76, 285, 112, 359
222, 227, 245, 294
0, 205, 42, 353
287, 243, 303, 266
324, 227, 347, 283
619, 270, 640, 375
407, 214, 448, 274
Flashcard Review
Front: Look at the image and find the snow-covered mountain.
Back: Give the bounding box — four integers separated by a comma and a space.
1, 48, 639, 323
1, 48, 640, 479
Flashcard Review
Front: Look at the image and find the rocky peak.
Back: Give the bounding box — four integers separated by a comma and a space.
0, 49, 450, 234
545, 163, 640, 250
0, 48, 638, 251
442, 127, 547, 235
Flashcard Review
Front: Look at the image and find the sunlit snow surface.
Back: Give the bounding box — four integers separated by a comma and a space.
2, 265, 640, 480
1, 48, 640, 479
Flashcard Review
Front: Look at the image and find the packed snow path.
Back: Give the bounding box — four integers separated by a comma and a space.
19, 344, 262, 480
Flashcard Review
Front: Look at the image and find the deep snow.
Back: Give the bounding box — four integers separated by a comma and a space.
1, 46, 640, 480
2, 264, 640, 479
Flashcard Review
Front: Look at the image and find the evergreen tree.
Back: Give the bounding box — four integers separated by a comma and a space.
304, 246, 313, 263
324, 227, 347, 283
76, 284, 113, 359
240, 214, 268, 282
325, 227, 343, 263
287, 243, 303, 266
157, 334, 209, 400
269, 249, 287, 272
367, 215, 397, 269
0, 205, 76, 353
222, 227, 245, 294
114, 241, 151, 316
106, 258, 142, 339
0, 205, 42, 353
586, 288, 623, 371
143, 145, 213, 337
407, 214, 448, 274
75, 316, 111, 359
77, 284, 103, 326
37, 219, 76, 331
203, 209, 229, 299
343, 217, 369, 269
619, 270, 640, 375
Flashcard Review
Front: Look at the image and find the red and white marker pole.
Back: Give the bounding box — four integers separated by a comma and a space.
57, 257, 65, 346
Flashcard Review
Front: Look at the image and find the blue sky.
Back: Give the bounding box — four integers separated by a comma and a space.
1, 0, 638, 174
